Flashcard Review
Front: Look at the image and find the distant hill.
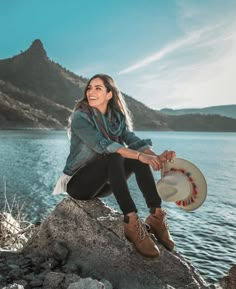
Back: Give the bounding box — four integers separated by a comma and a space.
0, 39, 236, 132
167, 114, 236, 132
160, 105, 236, 119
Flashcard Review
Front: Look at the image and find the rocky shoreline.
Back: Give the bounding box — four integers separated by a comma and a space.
0, 197, 235, 289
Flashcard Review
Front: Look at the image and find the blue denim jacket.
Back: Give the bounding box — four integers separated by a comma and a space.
63, 110, 152, 176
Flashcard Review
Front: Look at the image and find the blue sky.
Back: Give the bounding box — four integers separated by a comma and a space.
1, 0, 236, 109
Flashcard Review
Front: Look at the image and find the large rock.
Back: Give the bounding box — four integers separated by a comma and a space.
22, 197, 212, 289
220, 265, 236, 289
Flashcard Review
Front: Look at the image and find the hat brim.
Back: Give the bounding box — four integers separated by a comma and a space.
160, 158, 207, 211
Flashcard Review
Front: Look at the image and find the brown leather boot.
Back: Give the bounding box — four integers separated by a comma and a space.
145, 208, 175, 251
124, 214, 160, 257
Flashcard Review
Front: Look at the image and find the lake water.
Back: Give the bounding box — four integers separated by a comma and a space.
0, 130, 236, 284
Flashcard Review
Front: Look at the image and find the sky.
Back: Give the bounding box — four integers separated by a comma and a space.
0, 0, 236, 110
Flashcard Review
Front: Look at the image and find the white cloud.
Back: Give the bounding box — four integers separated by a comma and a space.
167, 44, 236, 108
118, 29, 205, 75
117, 19, 236, 109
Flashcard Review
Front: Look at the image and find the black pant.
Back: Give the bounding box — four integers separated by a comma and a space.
67, 153, 162, 215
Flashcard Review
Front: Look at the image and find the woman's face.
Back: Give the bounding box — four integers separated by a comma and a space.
86, 77, 112, 114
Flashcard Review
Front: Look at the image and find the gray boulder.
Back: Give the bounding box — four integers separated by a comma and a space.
67, 277, 112, 289
42, 272, 80, 289
23, 197, 211, 289
219, 265, 236, 289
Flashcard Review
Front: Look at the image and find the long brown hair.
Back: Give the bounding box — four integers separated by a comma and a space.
71, 74, 133, 130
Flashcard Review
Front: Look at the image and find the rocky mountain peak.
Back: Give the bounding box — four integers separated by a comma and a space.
26, 39, 47, 58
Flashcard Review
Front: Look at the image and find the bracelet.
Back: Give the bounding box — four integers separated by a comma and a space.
137, 152, 142, 160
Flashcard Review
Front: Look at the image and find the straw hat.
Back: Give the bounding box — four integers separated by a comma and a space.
156, 158, 207, 211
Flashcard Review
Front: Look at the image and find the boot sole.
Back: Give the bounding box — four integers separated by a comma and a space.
145, 223, 175, 251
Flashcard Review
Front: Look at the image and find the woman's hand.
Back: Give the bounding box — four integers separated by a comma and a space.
159, 150, 176, 162
116, 147, 176, 171
138, 153, 163, 171
138, 149, 176, 170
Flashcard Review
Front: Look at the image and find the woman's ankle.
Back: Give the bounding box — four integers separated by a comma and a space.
126, 211, 137, 217
124, 211, 138, 223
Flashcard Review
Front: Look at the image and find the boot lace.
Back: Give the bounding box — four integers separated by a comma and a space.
136, 217, 149, 240
155, 209, 169, 229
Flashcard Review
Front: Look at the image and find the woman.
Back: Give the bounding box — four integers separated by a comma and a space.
53, 74, 175, 257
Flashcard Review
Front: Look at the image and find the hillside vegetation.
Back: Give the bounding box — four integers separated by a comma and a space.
161, 105, 236, 119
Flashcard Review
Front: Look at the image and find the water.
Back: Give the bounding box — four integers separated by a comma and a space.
0, 130, 236, 284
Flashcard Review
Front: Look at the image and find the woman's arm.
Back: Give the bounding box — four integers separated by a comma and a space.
120, 128, 176, 170
116, 146, 164, 171
143, 148, 176, 162
122, 128, 152, 151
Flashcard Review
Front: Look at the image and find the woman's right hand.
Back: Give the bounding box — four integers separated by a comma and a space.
159, 150, 176, 162
138, 153, 163, 171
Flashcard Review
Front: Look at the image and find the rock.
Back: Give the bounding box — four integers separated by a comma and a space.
63, 274, 81, 288
13, 280, 29, 289
210, 285, 223, 289
8, 268, 23, 280
24, 273, 38, 282
67, 277, 109, 289
8, 264, 21, 271
100, 279, 113, 289
50, 240, 69, 263
20, 257, 33, 269
42, 272, 110, 289
42, 272, 66, 289
29, 279, 44, 287
61, 262, 81, 274
220, 265, 236, 289
1, 283, 25, 289
0, 261, 9, 272
23, 197, 211, 289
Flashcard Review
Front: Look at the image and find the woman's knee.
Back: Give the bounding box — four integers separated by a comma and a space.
126, 158, 151, 173
107, 153, 124, 164
125, 158, 146, 168
106, 153, 126, 175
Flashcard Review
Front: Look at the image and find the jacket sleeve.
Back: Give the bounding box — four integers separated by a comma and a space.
71, 111, 123, 154
122, 127, 153, 151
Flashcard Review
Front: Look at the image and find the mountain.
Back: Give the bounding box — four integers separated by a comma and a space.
0, 39, 236, 131
0, 39, 85, 108
0, 39, 168, 130
160, 105, 236, 119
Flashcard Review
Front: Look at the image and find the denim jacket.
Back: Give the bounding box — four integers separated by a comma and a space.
63, 110, 152, 176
